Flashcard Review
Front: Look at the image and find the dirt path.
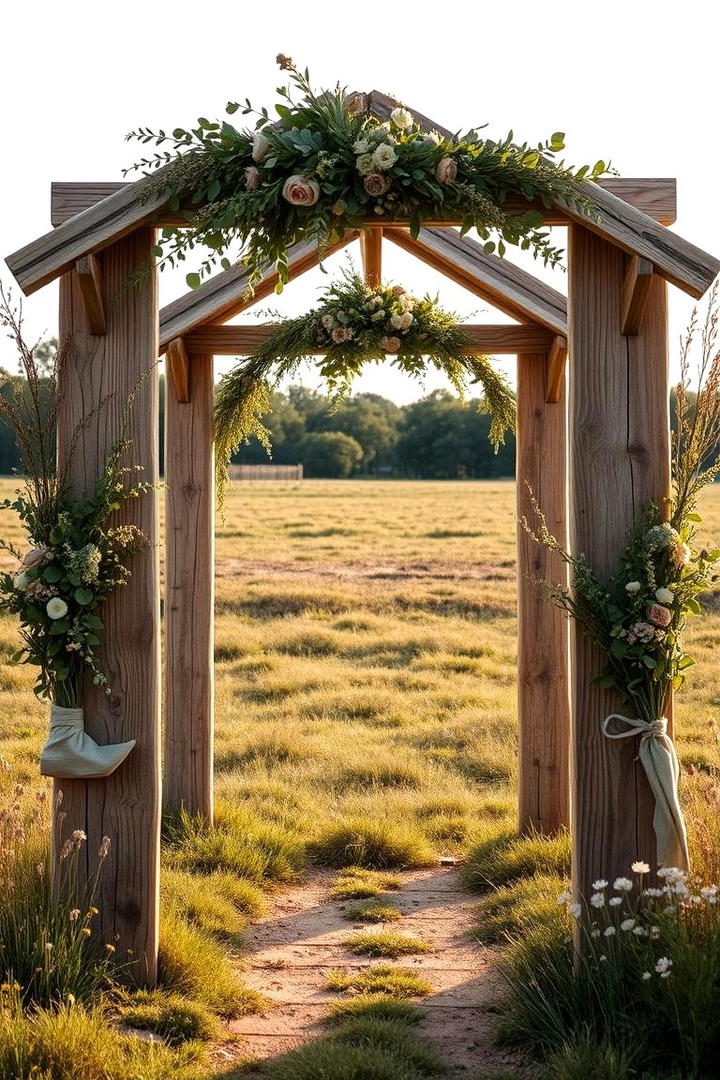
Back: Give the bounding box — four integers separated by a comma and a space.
229, 866, 533, 1076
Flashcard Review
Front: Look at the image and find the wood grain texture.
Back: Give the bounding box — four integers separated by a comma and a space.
164, 352, 215, 822
568, 226, 671, 894
387, 227, 568, 335
56, 230, 160, 982
545, 336, 568, 403
516, 354, 571, 834
621, 256, 654, 335
159, 233, 355, 351
360, 228, 382, 287
166, 338, 190, 403
184, 323, 554, 356
75, 254, 106, 335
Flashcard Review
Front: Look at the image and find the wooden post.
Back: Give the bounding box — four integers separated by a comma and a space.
56, 230, 160, 982
360, 228, 382, 287
163, 350, 215, 821
516, 353, 571, 834
568, 226, 670, 895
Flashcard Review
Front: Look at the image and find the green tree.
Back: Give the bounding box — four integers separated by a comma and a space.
315, 394, 402, 472
297, 431, 363, 478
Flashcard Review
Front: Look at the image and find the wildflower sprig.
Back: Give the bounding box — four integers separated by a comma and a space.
125, 55, 611, 291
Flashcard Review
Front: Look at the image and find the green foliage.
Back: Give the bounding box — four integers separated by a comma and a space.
345, 929, 431, 957
298, 430, 363, 479
117, 990, 218, 1045
540, 1037, 633, 1080
331, 869, 403, 899
213, 270, 515, 491
161, 867, 264, 947
462, 826, 571, 891
471, 873, 565, 944
326, 995, 423, 1026
327, 966, 432, 998
310, 818, 435, 869
127, 56, 610, 290
344, 900, 403, 922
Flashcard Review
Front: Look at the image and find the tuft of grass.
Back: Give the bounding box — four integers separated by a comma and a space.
540, 1037, 633, 1080
326, 995, 423, 1026
471, 873, 565, 944
158, 908, 263, 1019
331, 868, 403, 899
117, 991, 218, 1045
327, 965, 432, 998
311, 818, 435, 870
257, 1017, 445, 1079
345, 930, 432, 958
344, 900, 403, 922
462, 826, 570, 892
162, 868, 264, 948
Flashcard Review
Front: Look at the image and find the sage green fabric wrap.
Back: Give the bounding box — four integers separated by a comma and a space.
40, 705, 135, 780
602, 713, 689, 872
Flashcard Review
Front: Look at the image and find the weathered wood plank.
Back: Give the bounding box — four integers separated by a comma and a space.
166, 337, 190, 403
568, 226, 670, 895
360, 228, 383, 287
184, 322, 555, 356
75, 254, 106, 335
387, 227, 568, 335
159, 233, 356, 351
164, 351, 215, 822
621, 256, 654, 335
55, 229, 160, 983
545, 336, 568, 403
516, 352, 571, 834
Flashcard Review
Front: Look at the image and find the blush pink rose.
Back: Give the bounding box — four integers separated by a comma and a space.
282, 175, 320, 207
435, 156, 458, 184
244, 166, 261, 191
363, 173, 391, 198
647, 603, 672, 627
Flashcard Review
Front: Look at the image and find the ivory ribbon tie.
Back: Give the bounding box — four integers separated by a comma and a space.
40, 706, 135, 780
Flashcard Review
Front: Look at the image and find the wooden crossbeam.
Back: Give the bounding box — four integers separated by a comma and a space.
620, 256, 654, 335
360, 228, 382, 287
166, 337, 190, 403
183, 322, 554, 356
387, 227, 567, 335
545, 336, 568, 403
159, 232, 356, 351
75, 254, 106, 334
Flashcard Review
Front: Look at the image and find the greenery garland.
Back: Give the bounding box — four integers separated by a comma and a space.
213, 270, 516, 489
127, 56, 611, 292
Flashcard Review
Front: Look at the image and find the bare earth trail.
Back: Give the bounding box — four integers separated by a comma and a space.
228, 867, 534, 1077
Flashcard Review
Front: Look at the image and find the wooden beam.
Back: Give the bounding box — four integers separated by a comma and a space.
621, 256, 654, 335
56, 229, 160, 983
50, 177, 678, 228
166, 338, 190, 403
568, 226, 671, 896
75, 254, 106, 335
387, 227, 567, 335
159, 233, 356, 351
184, 322, 555, 356
516, 352, 571, 835
360, 228, 383, 287
545, 336, 568, 403
164, 351, 215, 822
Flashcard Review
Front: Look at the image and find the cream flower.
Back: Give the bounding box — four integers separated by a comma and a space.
625, 581, 641, 594
614, 877, 633, 892
424, 130, 442, 146
390, 107, 413, 131
435, 156, 458, 184
390, 313, 404, 330
655, 587, 674, 604
400, 312, 413, 330
372, 143, 398, 171
13, 570, 32, 590
356, 154, 375, 176
281, 175, 320, 207
46, 598, 68, 620
251, 132, 270, 163
353, 138, 370, 155
321, 314, 335, 331
632, 861, 651, 874
620, 918, 636, 931
592, 879, 608, 890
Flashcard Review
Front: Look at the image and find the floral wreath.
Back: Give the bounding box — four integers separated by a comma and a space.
213, 269, 516, 492
127, 56, 610, 292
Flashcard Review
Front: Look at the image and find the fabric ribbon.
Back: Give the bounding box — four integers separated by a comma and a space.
602, 713, 689, 872
40, 705, 135, 780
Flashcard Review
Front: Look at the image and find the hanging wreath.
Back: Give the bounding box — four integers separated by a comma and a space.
213, 269, 516, 489
127, 56, 611, 292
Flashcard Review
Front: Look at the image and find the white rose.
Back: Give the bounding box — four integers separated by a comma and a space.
655, 587, 674, 604
46, 597, 68, 620
625, 581, 641, 594
390, 107, 413, 131
14, 570, 32, 590
353, 138, 370, 155
356, 154, 375, 176
370, 310, 386, 322
372, 143, 398, 171
251, 132, 270, 163
424, 130, 442, 146
321, 314, 335, 331
390, 313, 404, 330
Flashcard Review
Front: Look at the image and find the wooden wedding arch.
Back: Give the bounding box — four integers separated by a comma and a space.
6, 91, 720, 983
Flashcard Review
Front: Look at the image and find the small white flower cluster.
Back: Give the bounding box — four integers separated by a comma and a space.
317, 283, 419, 354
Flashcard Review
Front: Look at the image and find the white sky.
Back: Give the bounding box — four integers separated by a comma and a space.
1, 0, 718, 404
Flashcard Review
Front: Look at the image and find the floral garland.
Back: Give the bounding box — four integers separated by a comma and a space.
213, 269, 515, 489
126, 56, 610, 292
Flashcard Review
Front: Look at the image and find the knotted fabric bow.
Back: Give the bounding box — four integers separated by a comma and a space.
602, 714, 689, 872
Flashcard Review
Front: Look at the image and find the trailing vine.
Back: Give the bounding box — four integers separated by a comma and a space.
126, 56, 611, 292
